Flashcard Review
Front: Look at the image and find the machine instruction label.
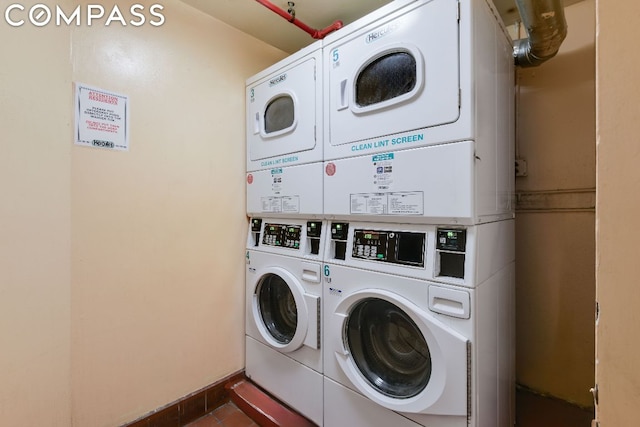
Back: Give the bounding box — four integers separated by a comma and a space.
372, 153, 394, 191
271, 167, 283, 194
261, 196, 300, 213
350, 192, 424, 216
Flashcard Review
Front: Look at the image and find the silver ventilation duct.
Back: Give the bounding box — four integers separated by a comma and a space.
513, 0, 568, 67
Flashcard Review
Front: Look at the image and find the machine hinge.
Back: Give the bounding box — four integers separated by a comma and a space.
466, 341, 472, 423
590, 383, 599, 405
316, 297, 321, 349
457, 1, 461, 21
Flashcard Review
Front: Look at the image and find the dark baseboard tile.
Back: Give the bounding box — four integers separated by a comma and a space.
122, 370, 245, 427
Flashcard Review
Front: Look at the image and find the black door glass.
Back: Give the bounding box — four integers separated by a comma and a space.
347, 298, 431, 398
257, 274, 297, 343
264, 95, 295, 134
356, 52, 417, 108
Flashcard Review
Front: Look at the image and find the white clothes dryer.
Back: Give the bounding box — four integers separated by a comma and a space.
245, 217, 326, 425
322, 220, 515, 427
322, 0, 514, 224
246, 41, 323, 218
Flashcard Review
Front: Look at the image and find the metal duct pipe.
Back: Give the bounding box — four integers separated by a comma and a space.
513, 0, 568, 67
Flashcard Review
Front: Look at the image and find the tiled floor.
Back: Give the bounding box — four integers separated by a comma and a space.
185, 388, 594, 427
184, 402, 258, 427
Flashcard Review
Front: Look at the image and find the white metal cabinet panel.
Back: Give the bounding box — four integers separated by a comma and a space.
246, 161, 323, 217
246, 41, 322, 172
323, 142, 474, 224
324, 0, 460, 158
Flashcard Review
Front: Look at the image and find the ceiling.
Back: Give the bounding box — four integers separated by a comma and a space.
180, 0, 583, 54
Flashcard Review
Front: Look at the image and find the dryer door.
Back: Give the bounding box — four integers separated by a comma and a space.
247, 57, 319, 163
324, 0, 459, 150
332, 289, 468, 415
251, 266, 318, 352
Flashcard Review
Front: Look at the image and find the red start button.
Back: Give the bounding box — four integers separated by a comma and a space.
247, 174, 253, 184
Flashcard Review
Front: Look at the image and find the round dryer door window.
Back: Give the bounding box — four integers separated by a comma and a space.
346, 298, 432, 399
256, 273, 297, 344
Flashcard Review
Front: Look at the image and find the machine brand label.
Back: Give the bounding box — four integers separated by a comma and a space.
269, 73, 287, 86
365, 22, 400, 44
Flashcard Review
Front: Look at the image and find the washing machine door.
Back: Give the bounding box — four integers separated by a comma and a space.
332, 289, 468, 415
251, 266, 319, 352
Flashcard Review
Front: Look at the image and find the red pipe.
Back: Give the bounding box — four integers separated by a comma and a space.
255, 0, 343, 40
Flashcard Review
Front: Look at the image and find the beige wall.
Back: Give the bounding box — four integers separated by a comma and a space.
595, 0, 640, 425
0, 3, 72, 425
515, 0, 595, 408
69, 2, 284, 425
0, 1, 285, 426
3, 0, 622, 424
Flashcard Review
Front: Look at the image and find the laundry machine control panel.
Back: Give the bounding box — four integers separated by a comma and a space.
352, 229, 425, 267
263, 223, 302, 249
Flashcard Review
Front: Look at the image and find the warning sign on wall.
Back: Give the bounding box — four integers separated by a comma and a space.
74, 83, 129, 151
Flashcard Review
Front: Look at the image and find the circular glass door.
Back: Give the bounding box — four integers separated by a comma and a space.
256, 273, 298, 344
346, 298, 432, 399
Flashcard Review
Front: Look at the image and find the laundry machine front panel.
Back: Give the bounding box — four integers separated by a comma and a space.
323, 267, 470, 416
246, 162, 323, 217
320, 219, 514, 426
247, 218, 326, 261
323, 220, 488, 288
323, 0, 460, 160
324, 377, 467, 427
245, 250, 322, 372
246, 336, 323, 426
246, 41, 322, 172
324, 377, 423, 427
324, 141, 480, 224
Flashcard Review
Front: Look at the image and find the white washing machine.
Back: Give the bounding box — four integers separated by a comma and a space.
245, 217, 326, 425
246, 41, 323, 218
322, 220, 515, 427
322, 0, 514, 224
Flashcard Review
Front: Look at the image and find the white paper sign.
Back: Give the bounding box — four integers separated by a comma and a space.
74, 83, 129, 151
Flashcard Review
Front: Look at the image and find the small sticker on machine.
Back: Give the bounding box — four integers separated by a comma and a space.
261, 196, 300, 213
350, 192, 424, 215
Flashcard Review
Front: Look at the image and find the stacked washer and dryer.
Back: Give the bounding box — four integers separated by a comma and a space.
244, 40, 326, 426
245, 1, 515, 426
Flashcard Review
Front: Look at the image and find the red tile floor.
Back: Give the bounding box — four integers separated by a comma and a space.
184, 402, 258, 427
184, 388, 594, 427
